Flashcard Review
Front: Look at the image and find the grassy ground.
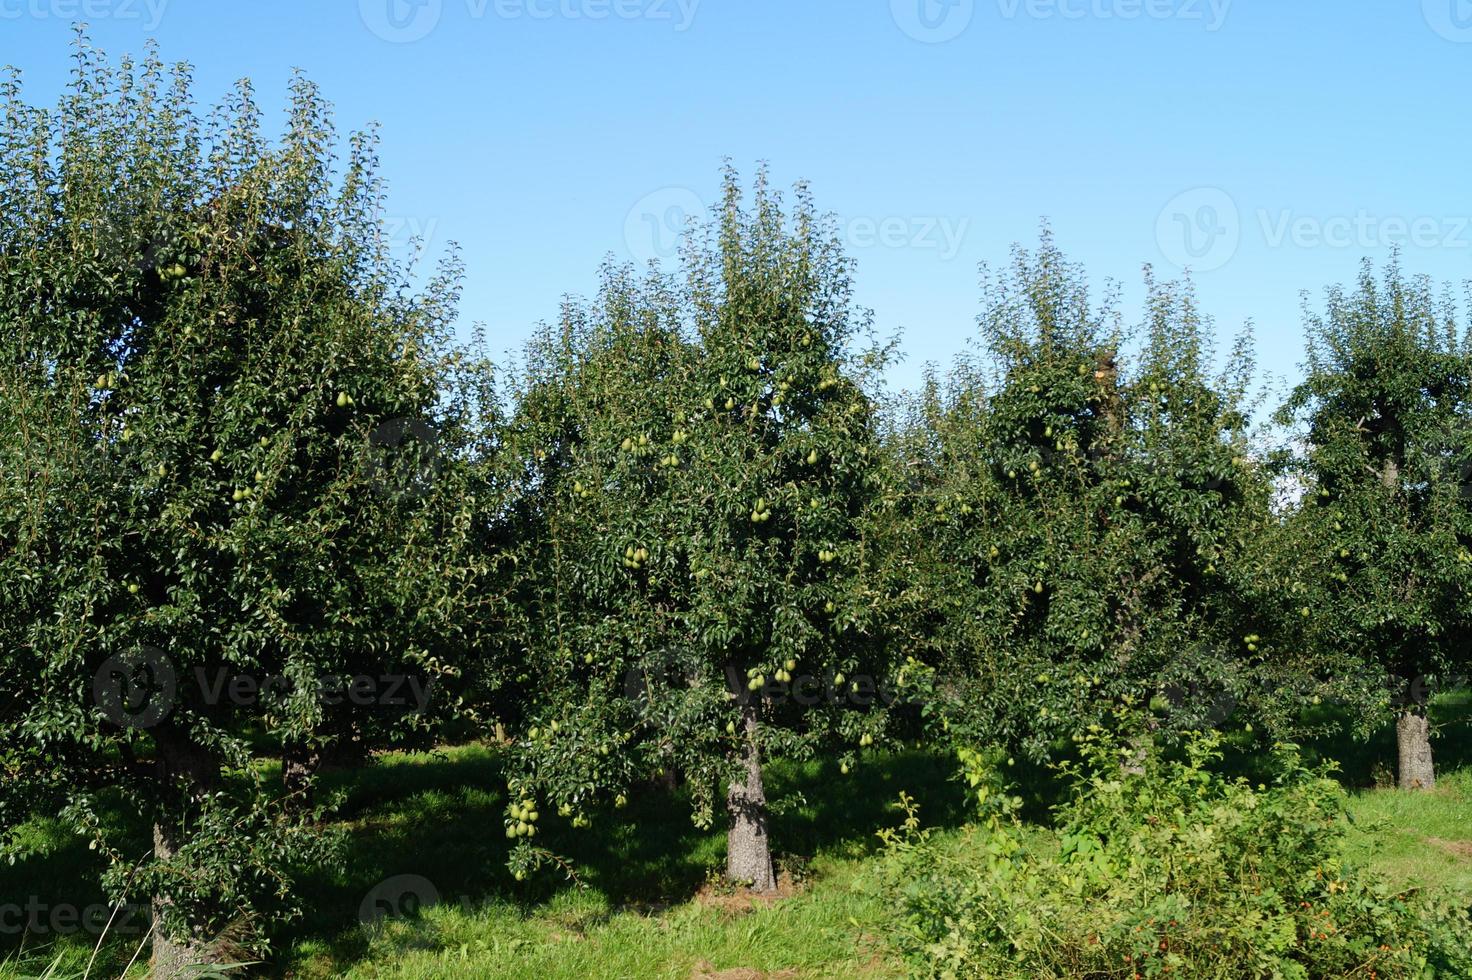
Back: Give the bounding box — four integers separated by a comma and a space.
4, 711, 1471, 979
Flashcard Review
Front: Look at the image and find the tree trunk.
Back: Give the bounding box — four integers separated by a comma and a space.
725, 702, 776, 892
1396, 710, 1435, 791
149, 822, 217, 979
282, 742, 321, 808
150, 730, 231, 978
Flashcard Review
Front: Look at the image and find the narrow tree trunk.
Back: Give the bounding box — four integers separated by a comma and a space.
282, 742, 321, 808
150, 730, 229, 978
1396, 710, 1435, 791
725, 702, 776, 892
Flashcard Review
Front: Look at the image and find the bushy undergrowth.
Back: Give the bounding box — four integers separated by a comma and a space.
882, 730, 1472, 979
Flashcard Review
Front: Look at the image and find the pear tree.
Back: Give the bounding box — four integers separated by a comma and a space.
501, 170, 897, 891
1274, 258, 1472, 790
899, 236, 1271, 762
0, 42, 501, 973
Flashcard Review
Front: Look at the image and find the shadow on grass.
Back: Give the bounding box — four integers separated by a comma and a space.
1, 742, 975, 976
1303, 695, 1472, 788
0, 793, 152, 979
272, 743, 975, 974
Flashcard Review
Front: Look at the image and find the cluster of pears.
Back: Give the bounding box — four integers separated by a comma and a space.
623, 545, 649, 569
553, 800, 588, 824
229, 468, 267, 503
621, 433, 650, 453
572, 480, 593, 499
745, 666, 767, 691
505, 799, 539, 838
750, 497, 773, 523
817, 548, 837, 564
335, 391, 356, 408
1243, 633, 1262, 652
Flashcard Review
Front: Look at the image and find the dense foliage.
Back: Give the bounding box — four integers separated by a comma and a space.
1272, 261, 1472, 789
499, 171, 902, 889
2, 38, 1469, 978
883, 728, 1472, 979
0, 41, 506, 971
894, 238, 1278, 762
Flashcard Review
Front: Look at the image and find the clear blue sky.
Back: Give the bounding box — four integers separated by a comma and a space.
4, 1, 1470, 395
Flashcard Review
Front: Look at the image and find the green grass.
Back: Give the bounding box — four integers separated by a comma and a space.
1343, 767, 1472, 901
278, 745, 966, 979
3, 728, 1470, 979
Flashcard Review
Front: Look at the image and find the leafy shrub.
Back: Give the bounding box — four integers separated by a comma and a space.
881, 730, 1472, 979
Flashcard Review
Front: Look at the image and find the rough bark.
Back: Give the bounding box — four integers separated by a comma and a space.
1396, 710, 1435, 791
149, 730, 230, 978
725, 702, 776, 892
149, 823, 216, 979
